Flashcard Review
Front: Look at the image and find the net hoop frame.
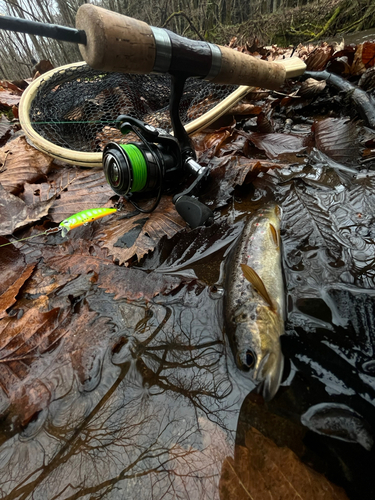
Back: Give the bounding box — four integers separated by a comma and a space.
19, 61, 255, 167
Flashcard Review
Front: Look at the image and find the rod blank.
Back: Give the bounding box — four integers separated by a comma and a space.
0, 15, 86, 45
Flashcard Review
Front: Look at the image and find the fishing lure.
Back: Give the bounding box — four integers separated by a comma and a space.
59, 207, 117, 237
0, 207, 117, 247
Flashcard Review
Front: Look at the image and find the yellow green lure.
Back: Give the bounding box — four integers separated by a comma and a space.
59, 207, 117, 237
0, 207, 117, 247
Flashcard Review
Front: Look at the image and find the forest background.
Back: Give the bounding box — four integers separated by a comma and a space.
1, 0, 375, 80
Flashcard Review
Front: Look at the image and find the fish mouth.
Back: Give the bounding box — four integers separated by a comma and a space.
253, 350, 284, 401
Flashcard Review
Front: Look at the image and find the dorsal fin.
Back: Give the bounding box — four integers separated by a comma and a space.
241, 264, 276, 312
269, 223, 279, 249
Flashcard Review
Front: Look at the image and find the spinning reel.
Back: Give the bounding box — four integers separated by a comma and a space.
102, 76, 214, 229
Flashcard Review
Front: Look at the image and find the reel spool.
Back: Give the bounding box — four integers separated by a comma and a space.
103, 115, 214, 229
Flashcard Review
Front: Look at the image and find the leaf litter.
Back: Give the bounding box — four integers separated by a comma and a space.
2, 37, 375, 500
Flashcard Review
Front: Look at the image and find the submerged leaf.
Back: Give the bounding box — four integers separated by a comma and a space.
313, 118, 360, 166
98, 196, 186, 265
219, 427, 349, 500
281, 181, 343, 262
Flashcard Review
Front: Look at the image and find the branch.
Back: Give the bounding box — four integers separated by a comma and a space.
3, 0, 40, 22
161, 11, 204, 41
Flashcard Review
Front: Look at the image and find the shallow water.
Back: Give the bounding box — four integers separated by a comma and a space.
0, 279, 250, 499
1, 169, 375, 499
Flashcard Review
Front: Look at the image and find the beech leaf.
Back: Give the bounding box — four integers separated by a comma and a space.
0, 183, 55, 235
97, 196, 187, 265
0, 135, 55, 194
0, 264, 35, 319
313, 118, 360, 166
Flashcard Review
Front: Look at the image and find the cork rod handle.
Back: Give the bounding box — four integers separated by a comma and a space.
76, 4, 306, 89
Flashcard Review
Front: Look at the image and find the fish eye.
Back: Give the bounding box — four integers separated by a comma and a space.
241, 313, 247, 319
236, 350, 255, 372
245, 350, 255, 368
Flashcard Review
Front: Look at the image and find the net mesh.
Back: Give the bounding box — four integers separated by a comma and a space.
29, 63, 237, 153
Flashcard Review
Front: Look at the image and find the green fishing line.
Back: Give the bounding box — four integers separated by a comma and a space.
120, 144, 147, 192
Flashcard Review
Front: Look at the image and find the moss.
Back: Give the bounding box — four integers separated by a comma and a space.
210, 0, 375, 47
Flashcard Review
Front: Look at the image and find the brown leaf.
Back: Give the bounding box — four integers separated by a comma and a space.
0, 298, 113, 425
305, 44, 334, 72
298, 78, 327, 98
0, 264, 35, 319
352, 42, 375, 76
32, 60, 54, 76
0, 238, 33, 302
219, 427, 349, 500
0, 80, 23, 108
193, 122, 237, 156
228, 103, 263, 116
37, 167, 114, 223
313, 118, 360, 166
96, 265, 185, 301
248, 132, 308, 160
98, 196, 186, 265
0, 116, 12, 146
0, 136, 55, 194
41, 234, 114, 276
0, 184, 55, 235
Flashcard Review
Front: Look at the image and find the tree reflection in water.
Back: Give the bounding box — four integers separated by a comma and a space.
0, 283, 244, 499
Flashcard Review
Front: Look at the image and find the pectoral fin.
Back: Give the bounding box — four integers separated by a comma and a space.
241, 264, 276, 312
269, 223, 280, 249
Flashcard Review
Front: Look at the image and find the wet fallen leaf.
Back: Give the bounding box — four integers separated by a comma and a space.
0, 184, 55, 235
305, 43, 334, 72
0, 80, 23, 108
0, 264, 35, 319
219, 427, 349, 500
0, 116, 12, 146
97, 196, 187, 265
298, 78, 327, 98
200, 156, 288, 208
41, 235, 185, 300
351, 42, 375, 76
38, 167, 115, 223
228, 103, 263, 115
313, 118, 360, 166
0, 135, 55, 194
247, 132, 308, 159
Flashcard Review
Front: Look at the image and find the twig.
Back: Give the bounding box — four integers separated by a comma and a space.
161, 11, 204, 41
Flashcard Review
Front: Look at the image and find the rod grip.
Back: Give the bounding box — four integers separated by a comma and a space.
76, 4, 156, 73
212, 46, 286, 89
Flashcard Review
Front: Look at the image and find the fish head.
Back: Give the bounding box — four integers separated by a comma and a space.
231, 304, 284, 401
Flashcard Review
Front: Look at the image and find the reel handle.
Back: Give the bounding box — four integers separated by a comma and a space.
174, 195, 214, 229
76, 4, 305, 88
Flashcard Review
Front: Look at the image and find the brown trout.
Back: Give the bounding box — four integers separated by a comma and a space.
224, 203, 285, 401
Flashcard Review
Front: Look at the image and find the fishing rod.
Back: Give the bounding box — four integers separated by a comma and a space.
0, 5, 305, 86
1, 5, 306, 229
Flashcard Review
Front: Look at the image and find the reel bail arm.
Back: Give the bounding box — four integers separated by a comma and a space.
169, 73, 214, 229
